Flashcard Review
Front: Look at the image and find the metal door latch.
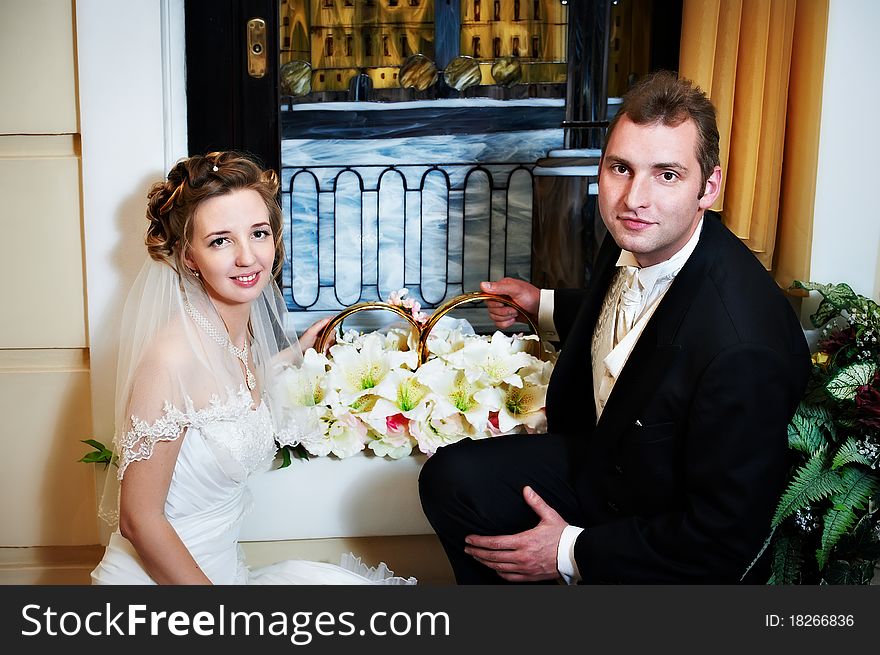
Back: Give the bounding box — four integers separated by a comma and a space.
247, 18, 267, 79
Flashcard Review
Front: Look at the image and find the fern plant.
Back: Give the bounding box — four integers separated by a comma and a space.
764, 281, 880, 584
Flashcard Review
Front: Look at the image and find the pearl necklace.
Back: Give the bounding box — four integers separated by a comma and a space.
184, 300, 256, 391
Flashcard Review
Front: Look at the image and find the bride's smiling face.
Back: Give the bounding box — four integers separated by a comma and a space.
184, 188, 276, 310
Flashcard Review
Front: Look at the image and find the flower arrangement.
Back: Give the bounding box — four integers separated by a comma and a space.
756, 281, 880, 584
275, 289, 555, 461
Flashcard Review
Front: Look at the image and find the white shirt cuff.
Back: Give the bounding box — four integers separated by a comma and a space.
538, 289, 559, 341
556, 524, 584, 585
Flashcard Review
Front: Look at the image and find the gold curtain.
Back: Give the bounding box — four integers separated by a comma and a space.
679, 0, 828, 286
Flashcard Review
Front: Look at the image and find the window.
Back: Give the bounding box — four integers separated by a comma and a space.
514, 0, 520, 21
532, 36, 540, 58
198, 0, 582, 325
283, 36, 290, 48
534, 0, 540, 19
512, 36, 520, 57
323, 0, 334, 7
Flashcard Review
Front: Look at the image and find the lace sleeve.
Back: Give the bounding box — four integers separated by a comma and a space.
116, 402, 188, 480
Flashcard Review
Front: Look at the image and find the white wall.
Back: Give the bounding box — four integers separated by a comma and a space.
77, 0, 187, 444
809, 0, 880, 299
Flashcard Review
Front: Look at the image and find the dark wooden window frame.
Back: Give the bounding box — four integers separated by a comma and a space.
185, 0, 280, 174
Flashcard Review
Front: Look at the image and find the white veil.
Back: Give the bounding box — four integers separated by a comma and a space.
98, 257, 305, 526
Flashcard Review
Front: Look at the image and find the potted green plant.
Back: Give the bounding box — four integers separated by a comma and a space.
753, 281, 880, 584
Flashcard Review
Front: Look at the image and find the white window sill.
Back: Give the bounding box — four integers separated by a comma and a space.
240, 452, 432, 541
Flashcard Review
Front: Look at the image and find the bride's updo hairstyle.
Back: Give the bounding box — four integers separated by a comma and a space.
145, 151, 284, 276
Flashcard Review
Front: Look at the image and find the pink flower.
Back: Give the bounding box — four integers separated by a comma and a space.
388, 288, 408, 306
386, 413, 410, 434
487, 411, 504, 437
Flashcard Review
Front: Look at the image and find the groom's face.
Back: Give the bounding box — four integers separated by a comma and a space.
598, 115, 722, 267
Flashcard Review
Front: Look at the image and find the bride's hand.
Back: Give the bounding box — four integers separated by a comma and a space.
298, 317, 335, 353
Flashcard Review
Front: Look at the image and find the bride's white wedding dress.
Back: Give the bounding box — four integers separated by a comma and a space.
91, 388, 415, 585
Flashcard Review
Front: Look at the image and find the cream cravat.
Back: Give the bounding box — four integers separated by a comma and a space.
614, 265, 642, 346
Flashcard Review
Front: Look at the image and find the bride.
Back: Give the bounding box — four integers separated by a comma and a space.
91, 152, 415, 585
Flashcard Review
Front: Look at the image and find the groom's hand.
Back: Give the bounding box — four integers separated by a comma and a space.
463, 486, 566, 582
481, 279, 540, 329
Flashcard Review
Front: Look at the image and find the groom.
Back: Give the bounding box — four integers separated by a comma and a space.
418, 71, 810, 584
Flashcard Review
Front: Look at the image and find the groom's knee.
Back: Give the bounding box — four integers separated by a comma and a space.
418, 440, 485, 512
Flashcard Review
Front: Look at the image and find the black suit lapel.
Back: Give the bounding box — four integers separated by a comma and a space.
595, 215, 721, 437
545, 233, 620, 433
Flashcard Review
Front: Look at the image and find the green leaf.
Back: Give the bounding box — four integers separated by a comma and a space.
792, 281, 859, 328
78, 452, 108, 464
831, 438, 872, 469
787, 403, 832, 453
816, 467, 878, 569
274, 444, 311, 469
768, 532, 805, 585
824, 362, 876, 401
821, 559, 876, 585
741, 526, 775, 581
78, 438, 113, 465
81, 438, 109, 450
771, 450, 844, 527
834, 517, 880, 562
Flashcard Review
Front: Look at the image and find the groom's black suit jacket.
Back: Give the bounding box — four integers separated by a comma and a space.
545, 212, 810, 583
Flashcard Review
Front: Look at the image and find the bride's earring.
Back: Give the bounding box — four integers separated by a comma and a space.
188, 267, 200, 278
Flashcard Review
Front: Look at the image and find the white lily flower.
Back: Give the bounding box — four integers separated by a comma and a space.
445, 331, 533, 388
495, 381, 548, 433
281, 348, 330, 408
325, 332, 413, 405
382, 327, 413, 354
415, 359, 492, 432
362, 369, 433, 433
301, 411, 368, 458
410, 410, 474, 456
522, 357, 555, 386
423, 325, 468, 359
